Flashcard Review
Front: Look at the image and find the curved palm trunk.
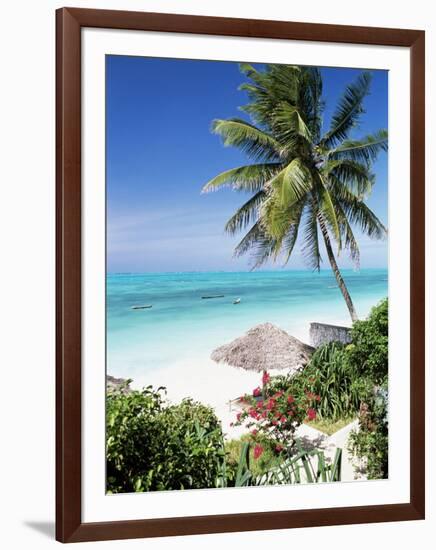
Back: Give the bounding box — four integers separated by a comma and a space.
318, 219, 358, 323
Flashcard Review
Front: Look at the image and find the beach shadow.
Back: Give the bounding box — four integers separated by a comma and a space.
23, 521, 55, 539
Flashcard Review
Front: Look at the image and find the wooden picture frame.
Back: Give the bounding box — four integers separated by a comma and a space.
56, 7, 425, 543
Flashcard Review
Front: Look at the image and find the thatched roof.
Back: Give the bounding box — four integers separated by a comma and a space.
211, 322, 314, 373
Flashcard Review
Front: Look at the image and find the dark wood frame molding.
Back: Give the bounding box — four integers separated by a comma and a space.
56, 7, 425, 543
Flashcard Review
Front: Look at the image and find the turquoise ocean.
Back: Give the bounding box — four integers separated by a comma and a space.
107, 269, 388, 382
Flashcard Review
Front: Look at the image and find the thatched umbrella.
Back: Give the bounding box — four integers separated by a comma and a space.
211, 322, 314, 375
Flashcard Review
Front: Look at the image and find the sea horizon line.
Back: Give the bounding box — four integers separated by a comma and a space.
107, 267, 388, 276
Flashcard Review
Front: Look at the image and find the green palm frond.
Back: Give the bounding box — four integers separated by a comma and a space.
239, 64, 302, 131
301, 67, 324, 141
282, 213, 303, 264
321, 71, 372, 148
224, 191, 266, 234
269, 159, 313, 207
202, 163, 283, 194
335, 201, 360, 267
302, 201, 322, 271
316, 174, 342, 250
233, 221, 279, 268
260, 160, 312, 241
339, 196, 387, 240
271, 102, 312, 145
328, 129, 388, 164
212, 118, 282, 160
324, 159, 374, 197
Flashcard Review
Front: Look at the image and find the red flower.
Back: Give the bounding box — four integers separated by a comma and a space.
261, 411, 268, 419
315, 395, 321, 402
273, 391, 284, 398
248, 407, 258, 419
262, 371, 270, 386
275, 444, 284, 453
236, 412, 242, 422
267, 398, 276, 410
251, 429, 258, 436
253, 444, 264, 459
287, 395, 295, 404
307, 408, 317, 421
253, 387, 261, 397
280, 416, 287, 423
257, 400, 264, 409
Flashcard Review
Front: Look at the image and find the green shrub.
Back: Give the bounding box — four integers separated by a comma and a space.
268, 342, 360, 421
345, 299, 388, 479
349, 382, 388, 479
346, 298, 388, 385
106, 386, 225, 493
265, 299, 389, 479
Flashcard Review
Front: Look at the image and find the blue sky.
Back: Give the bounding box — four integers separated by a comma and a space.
106, 56, 388, 273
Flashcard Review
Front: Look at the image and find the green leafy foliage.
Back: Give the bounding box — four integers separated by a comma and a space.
225, 436, 285, 479
106, 387, 225, 493
255, 443, 342, 485
106, 385, 344, 493
349, 383, 388, 479
346, 298, 388, 384
268, 342, 360, 422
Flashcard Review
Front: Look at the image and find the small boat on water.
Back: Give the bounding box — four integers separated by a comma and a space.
233, 298, 241, 305
201, 295, 224, 299
131, 305, 152, 310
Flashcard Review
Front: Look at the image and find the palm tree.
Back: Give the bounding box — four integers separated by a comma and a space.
202, 64, 387, 322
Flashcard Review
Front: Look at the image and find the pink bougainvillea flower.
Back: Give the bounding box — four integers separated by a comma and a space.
253, 444, 264, 459
315, 395, 321, 402
236, 412, 242, 422
257, 400, 264, 409
248, 407, 258, 419
280, 415, 287, 423
267, 398, 275, 410
307, 408, 317, 421
287, 395, 295, 404
253, 387, 261, 397
262, 371, 270, 386
251, 429, 258, 436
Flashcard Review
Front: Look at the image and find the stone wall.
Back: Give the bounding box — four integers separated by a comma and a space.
310, 322, 352, 348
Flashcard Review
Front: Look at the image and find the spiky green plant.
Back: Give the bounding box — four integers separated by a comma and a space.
202, 64, 387, 321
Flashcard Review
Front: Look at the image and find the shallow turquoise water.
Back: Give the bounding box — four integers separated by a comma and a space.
107, 269, 387, 379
